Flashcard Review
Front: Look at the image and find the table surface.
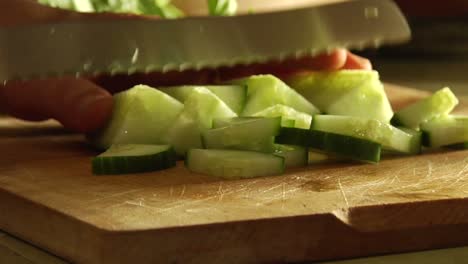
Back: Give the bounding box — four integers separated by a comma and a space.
2, 58, 468, 264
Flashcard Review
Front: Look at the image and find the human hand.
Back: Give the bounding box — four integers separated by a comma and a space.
0, 0, 372, 133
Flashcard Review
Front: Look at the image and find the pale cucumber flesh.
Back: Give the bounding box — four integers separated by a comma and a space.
88, 85, 184, 150
186, 149, 285, 179
230, 74, 320, 116
392, 87, 459, 130
274, 144, 308, 168
159, 85, 247, 115
202, 117, 281, 153
421, 115, 468, 148
163, 87, 237, 156
252, 104, 312, 129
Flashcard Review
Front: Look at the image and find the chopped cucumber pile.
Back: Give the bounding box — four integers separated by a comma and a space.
90, 72, 468, 178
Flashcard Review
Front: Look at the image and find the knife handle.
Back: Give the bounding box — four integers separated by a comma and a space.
0, 0, 155, 28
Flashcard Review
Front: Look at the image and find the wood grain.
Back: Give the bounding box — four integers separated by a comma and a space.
1, 84, 468, 264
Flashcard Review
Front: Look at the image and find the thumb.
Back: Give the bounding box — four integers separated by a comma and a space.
0, 77, 113, 133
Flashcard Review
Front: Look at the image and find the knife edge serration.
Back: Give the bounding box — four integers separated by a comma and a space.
0, 0, 410, 82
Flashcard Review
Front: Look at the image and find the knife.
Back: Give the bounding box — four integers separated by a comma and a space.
0, 0, 410, 83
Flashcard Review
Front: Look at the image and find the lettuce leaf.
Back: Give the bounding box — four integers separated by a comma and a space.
38, 0, 94, 12
207, 0, 238, 16
39, 0, 185, 18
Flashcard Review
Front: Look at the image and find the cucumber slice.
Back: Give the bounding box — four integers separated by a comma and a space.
311, 115, 419, 154
274, 144, 308, 168
230, 74, 320, 116
326, 79, 394, 123
92, 144, 177, 175
286, 70, 378, 107
421, 115, 468, 148
202, 117, 281, 153
163, 87, 237, 156
275, 127, 381, 163
252, 104, 312, 129
88, 85, 184, 150
392, 87, 459, 129
186, 149, 285, 179
158, 85, 246, 115
286, 70, 393, 123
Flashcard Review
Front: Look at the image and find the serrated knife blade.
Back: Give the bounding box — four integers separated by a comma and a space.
0, 0, 410, 82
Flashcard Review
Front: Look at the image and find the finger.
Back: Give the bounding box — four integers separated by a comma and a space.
92, 69, 217, 94
217, 49, 348, 80
0, 78, 113, 133
341, 51, 373, 70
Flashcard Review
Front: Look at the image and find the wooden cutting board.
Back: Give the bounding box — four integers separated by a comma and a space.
1, 84, 468, 264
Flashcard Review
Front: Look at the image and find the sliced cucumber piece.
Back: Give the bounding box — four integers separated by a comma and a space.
421, 115, 468, 148
186, 149, 285, 179
158, 85, 247, 115
252, 104, 312, 129
230, 74, 320, 116
163, 87, 237, 156
287, 70, 378, 107
275, 127, 381, 163
287, 70, 393, 123
88, 85, 184, 150
326, 79, 393, 123
92, 144, 177, 175
311, 115, 418, 154
274, 144, 308, 168
392, 87, 459, 129
202, 117, 281, 153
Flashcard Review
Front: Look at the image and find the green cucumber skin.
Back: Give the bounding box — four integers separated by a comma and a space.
275, 128, 381, 163
421, 130, 431, 148
446, 142, 468, 150
390, 115, 404, 127
311, 115, 415, 154
92, 147, 177, 175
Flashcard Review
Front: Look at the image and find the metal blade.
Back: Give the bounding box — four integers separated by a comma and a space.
0, 0, 410, 82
